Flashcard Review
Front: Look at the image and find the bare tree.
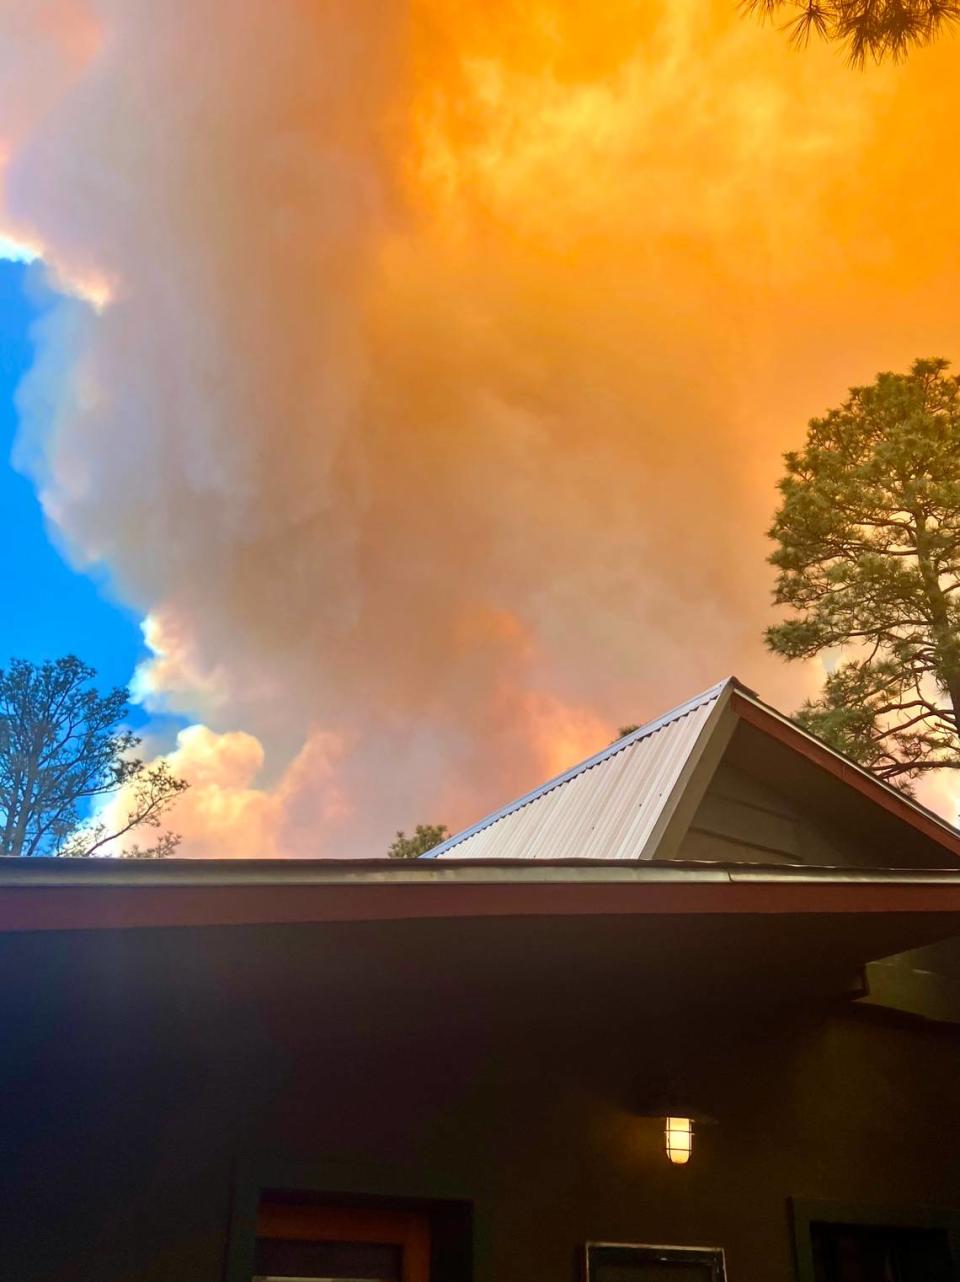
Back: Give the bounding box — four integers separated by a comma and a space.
0, 655, 188, 857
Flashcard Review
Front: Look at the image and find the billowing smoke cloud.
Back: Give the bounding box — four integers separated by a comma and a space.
3, 2, 960, 854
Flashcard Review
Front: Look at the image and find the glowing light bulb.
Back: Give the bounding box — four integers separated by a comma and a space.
665, 1116, 692, 1165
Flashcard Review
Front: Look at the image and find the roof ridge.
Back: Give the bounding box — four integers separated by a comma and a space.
425, 676, 738, 858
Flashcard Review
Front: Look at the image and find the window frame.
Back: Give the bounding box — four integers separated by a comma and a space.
790, 1196, 960, 1282
584, 1240, 728, 1282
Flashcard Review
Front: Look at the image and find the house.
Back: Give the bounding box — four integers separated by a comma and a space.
3, 676, 960, 1282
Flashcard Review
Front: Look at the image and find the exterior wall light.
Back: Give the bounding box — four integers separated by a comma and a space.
636, 1077, 715, 1166
665, 1116, 693, 1165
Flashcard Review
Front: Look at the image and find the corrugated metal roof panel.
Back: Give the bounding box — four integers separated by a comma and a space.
429, 678, 730, 861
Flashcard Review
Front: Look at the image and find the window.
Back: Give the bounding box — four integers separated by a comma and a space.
809, 1221, 951, 1282
585, 1242, 727, 1282
792, 1199, 960, 1282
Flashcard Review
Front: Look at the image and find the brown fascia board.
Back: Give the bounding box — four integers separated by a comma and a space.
4, 856, 960, 933
729, 690, 960, 863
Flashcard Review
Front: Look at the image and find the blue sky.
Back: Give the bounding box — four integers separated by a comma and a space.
1, 258, 148, 706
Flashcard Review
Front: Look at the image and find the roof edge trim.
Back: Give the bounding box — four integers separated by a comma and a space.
634, 681, 738, 860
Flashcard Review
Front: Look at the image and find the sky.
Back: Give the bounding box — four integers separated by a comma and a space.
1, 1, 959, 856
0, 255, 187, 758
0, 257, 144, 687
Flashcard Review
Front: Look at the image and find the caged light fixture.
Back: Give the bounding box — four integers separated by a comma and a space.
664, 1116, 694, 1165
635, 1078, 715, 1166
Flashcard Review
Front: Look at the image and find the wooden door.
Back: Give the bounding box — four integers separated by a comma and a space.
255, 1199, 431, 1282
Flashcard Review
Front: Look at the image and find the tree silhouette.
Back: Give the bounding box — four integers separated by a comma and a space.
387, 823, 449, 859
767, 358, 960, 785
743, 0, 959, 64
0, 655, 188, 857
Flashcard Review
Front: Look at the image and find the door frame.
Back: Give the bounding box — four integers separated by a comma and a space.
256, 1200, 430, 1282
223, 1159, 472, 1282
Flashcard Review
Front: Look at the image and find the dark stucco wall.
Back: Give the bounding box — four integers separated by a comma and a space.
3, 917, 960, 1282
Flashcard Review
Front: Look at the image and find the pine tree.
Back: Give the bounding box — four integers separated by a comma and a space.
767, 358, 960, 786
387, 823, 449, 859
743, 0, 960, 64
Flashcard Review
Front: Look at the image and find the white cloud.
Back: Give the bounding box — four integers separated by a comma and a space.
0, 231, 39, 262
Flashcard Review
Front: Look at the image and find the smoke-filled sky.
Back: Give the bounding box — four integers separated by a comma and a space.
2, 1, 959, 856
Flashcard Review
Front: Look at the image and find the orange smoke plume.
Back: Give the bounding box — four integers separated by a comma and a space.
2, 1, 959, 853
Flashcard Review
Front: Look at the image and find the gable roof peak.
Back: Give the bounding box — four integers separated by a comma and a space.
427, 676, 736, 861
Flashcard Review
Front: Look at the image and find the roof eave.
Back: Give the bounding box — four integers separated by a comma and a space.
5, 859, 960, 935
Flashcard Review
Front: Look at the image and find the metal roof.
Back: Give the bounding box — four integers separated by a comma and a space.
429, 672, 960, 866
426, 678, 734, 861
